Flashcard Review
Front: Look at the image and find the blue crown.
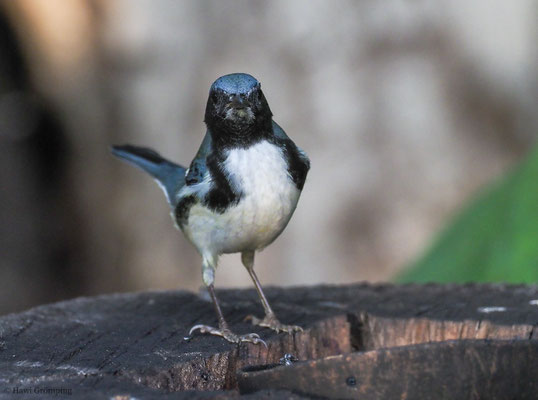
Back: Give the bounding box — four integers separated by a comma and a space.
211, 73, 259, 94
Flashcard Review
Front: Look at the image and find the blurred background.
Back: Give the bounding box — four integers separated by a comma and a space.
1, 0, 537, 315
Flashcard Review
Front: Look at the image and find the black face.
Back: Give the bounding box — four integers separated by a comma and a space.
204, 73, 273, 148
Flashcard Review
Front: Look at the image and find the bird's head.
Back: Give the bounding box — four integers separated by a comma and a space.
204, 73, 273, 145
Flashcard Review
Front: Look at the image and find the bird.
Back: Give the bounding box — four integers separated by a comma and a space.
111, 73, 310, 345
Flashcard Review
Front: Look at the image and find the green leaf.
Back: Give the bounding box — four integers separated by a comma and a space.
397, 143, 538, 283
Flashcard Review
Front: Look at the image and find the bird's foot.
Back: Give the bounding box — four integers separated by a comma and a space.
189, 324, 267, 347
245, 313, 303, 334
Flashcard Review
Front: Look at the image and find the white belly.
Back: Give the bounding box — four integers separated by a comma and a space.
183, 141, 301, 255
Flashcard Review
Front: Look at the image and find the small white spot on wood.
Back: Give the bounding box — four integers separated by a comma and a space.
15, 360, 43, 368
317, 301, 347, 310
56, 364, 99, 375
529, 299, 538, 306
477, 306, 506, 313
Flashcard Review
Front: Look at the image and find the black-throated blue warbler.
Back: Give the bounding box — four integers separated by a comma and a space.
112, 73, 310, 345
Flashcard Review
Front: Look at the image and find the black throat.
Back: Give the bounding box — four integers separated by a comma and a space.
204, 101, 273, 150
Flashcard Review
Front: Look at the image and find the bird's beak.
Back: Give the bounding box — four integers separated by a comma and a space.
229, 94, 250, 110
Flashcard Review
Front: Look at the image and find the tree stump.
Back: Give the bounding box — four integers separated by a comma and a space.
0, 283, 537, 399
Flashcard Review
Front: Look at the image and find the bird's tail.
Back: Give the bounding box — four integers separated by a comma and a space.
111, 144, 186, 206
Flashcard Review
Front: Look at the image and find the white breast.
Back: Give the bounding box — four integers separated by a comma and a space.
183, 140, 301, 256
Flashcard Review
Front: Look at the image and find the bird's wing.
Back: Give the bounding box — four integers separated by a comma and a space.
273, 121, 310, 165
185, 131, 213, 186
272, 120, 290, 141
272, 121, 309, 161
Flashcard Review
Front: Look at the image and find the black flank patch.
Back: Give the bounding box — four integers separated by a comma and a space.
175, 195, 196, 227
204, 152, 242, 213
273, 137, 310, 190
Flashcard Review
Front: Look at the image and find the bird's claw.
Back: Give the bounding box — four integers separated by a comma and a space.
239, 332, 267, 347
189, 324, 267, 347
245, 314, 303, 334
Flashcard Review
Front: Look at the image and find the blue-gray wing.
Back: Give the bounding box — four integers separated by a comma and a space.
273, 121, 309, 163
272, 120, 290, 141
185, 131, 212, 186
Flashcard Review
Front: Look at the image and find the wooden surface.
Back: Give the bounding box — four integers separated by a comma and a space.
0, 283, 537, 399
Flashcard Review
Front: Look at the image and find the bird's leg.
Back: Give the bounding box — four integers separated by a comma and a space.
189, 259, 266, 346
242, 251, 303, 334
